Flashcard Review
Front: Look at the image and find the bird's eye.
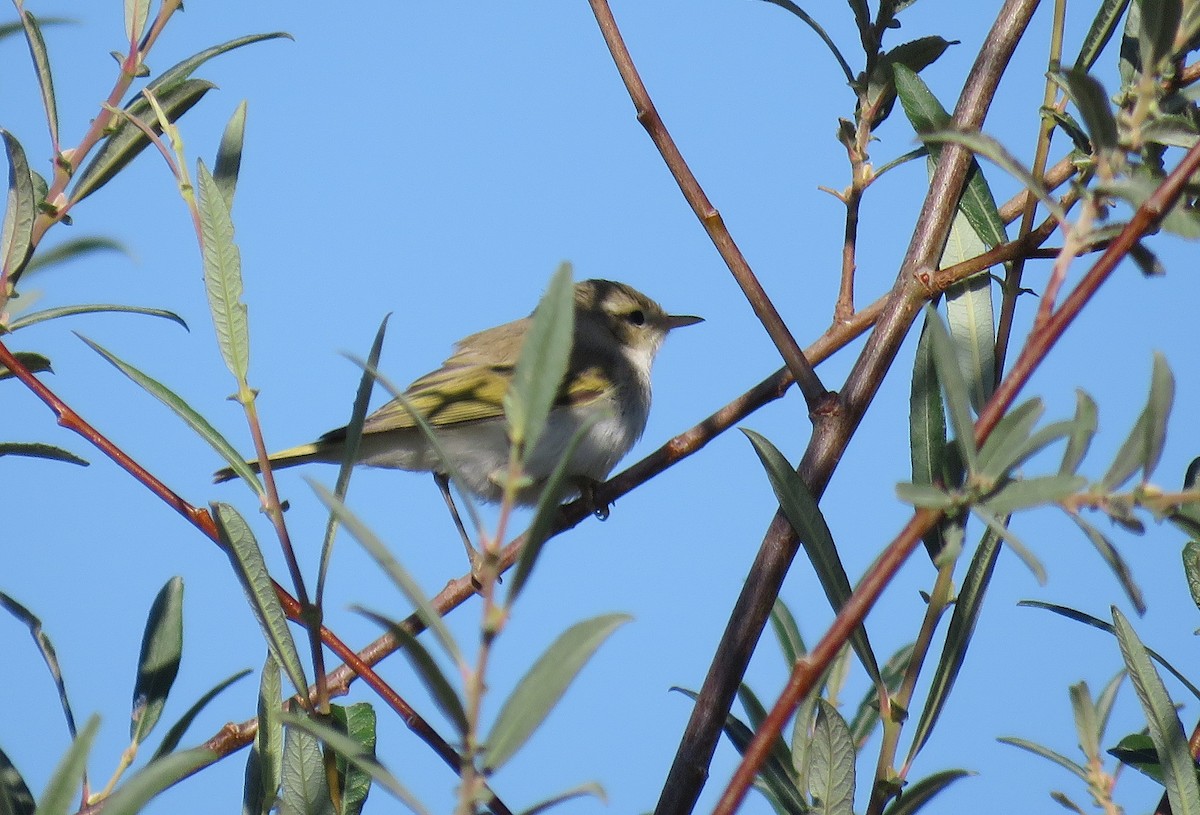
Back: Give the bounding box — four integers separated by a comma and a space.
627, 309, 646, 326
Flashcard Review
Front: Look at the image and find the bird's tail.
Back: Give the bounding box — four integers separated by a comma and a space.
213, 441, 338, 484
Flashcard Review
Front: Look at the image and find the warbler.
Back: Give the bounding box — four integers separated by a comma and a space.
214, 279, 701, 508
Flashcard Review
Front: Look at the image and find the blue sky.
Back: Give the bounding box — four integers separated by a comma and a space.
6, 1, 1200, 814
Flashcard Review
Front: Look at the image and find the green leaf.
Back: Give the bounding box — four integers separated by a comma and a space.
197, 159, 250, 382
279, 710, 428, 815
0, 351, 51, 380
866, 37, 957, 126
22, 236, 129, 277
910, 313, 948, 490
980, 473, 1086, 514
943, 271, 995, 416
280, 708, 334, 815
908, 530, 1001, 763
515, 782, 606, 815
757, 0, 856, 84
0, 591, 80, 739
975, 399, 1043, 481
1060, 390, 1098, 474
2, 130, 36, 282
996, 736, 1089, 780
1074, 0, 1133, 71
70, 79, 216, 203
1069, 513, 1145, 613
34, 715, 99, 815
971, 507, 1046, 583
737, 684, 796, 785
77, 334, 262, 495
1185, 541, 1200, 611
243, 654, 283, 815
318, 316, 389, 606
0, 443, 87, 466
0, 744, 35, 815
8, 303, 187, 332
1142, 352, 1174, 482
1095, 670, 1126, 741
485, 613, 631, 771
20, 12, 59, 149
1058, 70, 1119, 153
920, 306, 978, 473
880, 769, 974, 815
309, 482, 462, 665
1138, 0, 1183, 70
809, 700, 854, 815
1112, 606, 1200, 815
131, 577, 184, 745
1109, 732, 1166, 782
1069, 681, 1101, 763
71, 32, 291, 203
508, 413, 599, 603
100, 749, 216, 815
355, 608, 467, 736
151, 669, 250, 761
123, 0, 150, 43
212, 503, 309, 699
770, 598, 807, 668
330, 703, 376, 815
849, 641, 914, 748
214, 101, 248, 209
894, 482, 957, 509
743, 428, 881, 684
504, 262, 574, 453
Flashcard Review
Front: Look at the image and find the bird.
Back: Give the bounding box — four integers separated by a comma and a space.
214, 279, 701, 519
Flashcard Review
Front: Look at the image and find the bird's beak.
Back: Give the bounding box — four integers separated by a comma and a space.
666, 314, 704, 330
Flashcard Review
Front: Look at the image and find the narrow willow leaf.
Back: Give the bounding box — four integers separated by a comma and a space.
996, 418, 1076, 479
196, 160, 249, 382
355, 608, 468, 736
976, 399, 1043, 481
70, 79, 216, 203
2, 130, 36, 280
516, 782, 606, 815
1058, 70, 1119, 152
866, 36, 956, 126
131, 577, 184, 745
849, 642, 914, 749
757, 0, 856, 83
1095, 670, 1126, 739
1143, 352, 1174, 481
1075, 0, 1133, 71
1130, 242, 1167, 276
1070, 513, 1145, 613
22, 236, 129, 276
972, 507, 1046, 583
244, 654, 283, 815
0, 443, 87, 466
1112, 607, 1200, 815
1061, 390, 1098, 474
151, 669, 250, 761
71, 32, 291, 203
996, 736, 1089, 780
485, 614, 631, 771
318, 316, 389, 607
214, 101, 248, 209
309, 482, 462, 665
1021, 601, 1200, 701
8, 304, 187, 332
894, 63, 950, 132
504, 262, 574, 453
809, 700, 854, 815
1138, 0, 1182, 70
743, 428, 881, 683
1069, 681, 1101, 762
280, 710, 333, 815
20, 12, 58, 148
671, 687, 809, 814
894, 482, 957, 509
737, 684, 796, 783
910, 314, 948, 490
908, 531, 1001, 763
0, 744, 35, 815
509, 413, 599, 603
35, 715, 99, 815
944, 271, 995, 416
123, 0, 150, 44
981, 474, 1086, 515
0, 351, 51, 379
77, 334, 262, 494
1184, 541, 1200, 611
770, 598, 807, 667
0, 591, 79, 739
100, 749, 216, 815
280, 711, 428, 814
330, 703, 375, 815
920, 307, 977, 473
212, 503, 309, 699
1109, 733, 1165, 782
880, 769, 974, 815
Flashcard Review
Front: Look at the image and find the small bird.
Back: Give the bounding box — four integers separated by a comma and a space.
215, 279, 701, 514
